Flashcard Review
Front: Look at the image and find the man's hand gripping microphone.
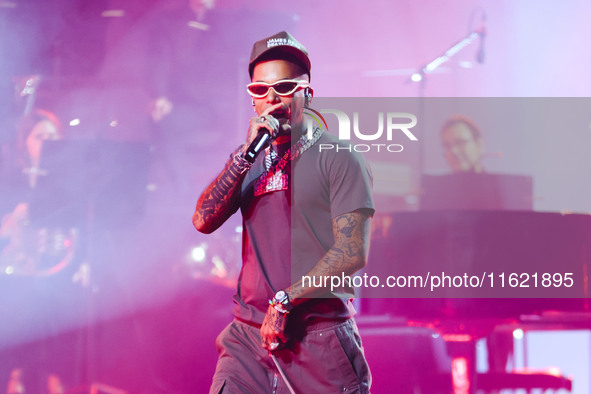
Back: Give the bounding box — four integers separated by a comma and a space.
244, 115, 280, 163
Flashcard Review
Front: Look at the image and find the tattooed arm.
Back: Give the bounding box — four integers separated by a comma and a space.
287, 209, 372, 301
193, 104, 283, 234
260, 209, 372, 350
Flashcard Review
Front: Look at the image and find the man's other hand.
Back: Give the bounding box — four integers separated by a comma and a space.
260, 304, 288, 351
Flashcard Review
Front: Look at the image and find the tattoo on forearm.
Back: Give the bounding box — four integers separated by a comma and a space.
194, 159, 244, 231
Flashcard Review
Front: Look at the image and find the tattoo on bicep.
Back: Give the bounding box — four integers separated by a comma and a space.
334, 213, 359, 239
320, 212, 368, 274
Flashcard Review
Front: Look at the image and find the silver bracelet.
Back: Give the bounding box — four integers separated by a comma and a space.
232, 152, 252, 174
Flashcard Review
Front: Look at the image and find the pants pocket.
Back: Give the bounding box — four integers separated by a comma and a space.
332, 321, 372, 393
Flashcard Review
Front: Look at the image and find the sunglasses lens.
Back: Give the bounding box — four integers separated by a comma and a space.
248, 85, 270, 96
273, 82, 299, 95
248, 81, 306, 97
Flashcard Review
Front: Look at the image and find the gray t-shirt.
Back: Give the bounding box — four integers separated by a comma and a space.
233, 132, 374, 325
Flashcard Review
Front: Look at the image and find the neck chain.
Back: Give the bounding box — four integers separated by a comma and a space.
254, 127, 323, 196
266, 127, 323, 175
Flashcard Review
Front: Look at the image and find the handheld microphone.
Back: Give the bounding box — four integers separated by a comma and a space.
244, 129, 272, 163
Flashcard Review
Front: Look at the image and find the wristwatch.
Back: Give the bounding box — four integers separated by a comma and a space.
273, 290, 294, 313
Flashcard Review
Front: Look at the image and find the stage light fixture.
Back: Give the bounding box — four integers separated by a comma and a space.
513, 328, 524, 340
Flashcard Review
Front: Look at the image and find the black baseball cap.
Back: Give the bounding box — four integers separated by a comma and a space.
248, 31, 311, 79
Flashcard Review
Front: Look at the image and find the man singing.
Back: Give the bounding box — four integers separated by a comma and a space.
194, 31, 374, 393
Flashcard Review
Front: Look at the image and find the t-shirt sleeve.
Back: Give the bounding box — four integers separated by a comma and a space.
325, 149, 375, 218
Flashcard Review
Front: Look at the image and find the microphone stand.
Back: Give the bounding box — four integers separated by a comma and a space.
410, 27, 484, 83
